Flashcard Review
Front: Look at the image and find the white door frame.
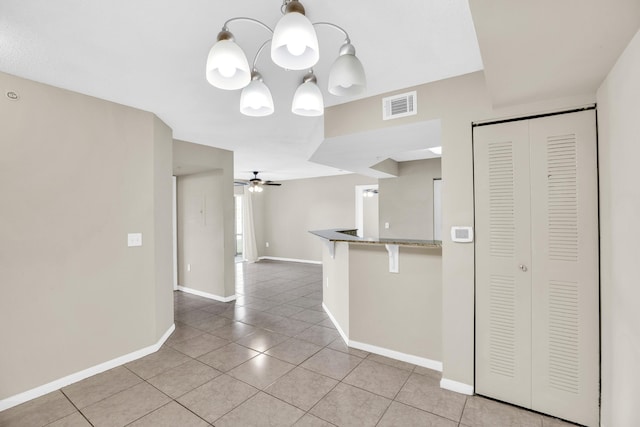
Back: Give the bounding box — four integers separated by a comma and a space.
355, 184, 379, 238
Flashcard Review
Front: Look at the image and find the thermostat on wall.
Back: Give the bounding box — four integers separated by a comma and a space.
451, 226, 474, 243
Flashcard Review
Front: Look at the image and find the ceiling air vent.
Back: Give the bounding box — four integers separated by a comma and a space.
382, 91, 417, 120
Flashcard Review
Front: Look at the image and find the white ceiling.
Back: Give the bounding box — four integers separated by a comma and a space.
0, 0, 483, 182
5, 1, 635, 182
469, 0, 640, 108
310, 120, 442, 178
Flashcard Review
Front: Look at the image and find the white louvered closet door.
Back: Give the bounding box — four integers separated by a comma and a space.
473, 110, 599, 427
474, 120, 532, 408
529, 110, 599, 427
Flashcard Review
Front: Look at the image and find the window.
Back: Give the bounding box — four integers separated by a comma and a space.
234, 195, 243, 256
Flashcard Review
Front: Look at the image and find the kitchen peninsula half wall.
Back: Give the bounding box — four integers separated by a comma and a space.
311, 229, 443, 371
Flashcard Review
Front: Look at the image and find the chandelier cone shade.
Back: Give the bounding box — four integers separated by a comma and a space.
206, 31, 251, 90
271, 1, 319, 70
291, 72, 324, 117
240, 72, 274, 116
328, 43, 366, 96
206, 0, 365, 116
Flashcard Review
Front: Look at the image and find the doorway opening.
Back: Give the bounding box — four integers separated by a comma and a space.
355, 184, 379, 239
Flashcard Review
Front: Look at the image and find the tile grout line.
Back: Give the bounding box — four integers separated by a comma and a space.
260, 344, 351, 412
302, 351, 369, 423
57, 368, 146, 423
121, 400, 172, 427
458, 394, 469, 425
58, 388, 95, 427
303, 377, 342, 425
167, 301, 289, 424
389, 360, 417, 402
248, 326, 363, 424
141, 379, 212, 426
383, 359, 467, 425
209, 382, 261, 425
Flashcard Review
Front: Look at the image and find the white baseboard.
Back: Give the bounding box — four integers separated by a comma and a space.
322, 303, 349, 344
321, 303, 442, 372
0, 323, 175, 412
349, 340, 443, 372
258, 256, 322, 265
440, 378, 474, 395
177, 286, 236, 303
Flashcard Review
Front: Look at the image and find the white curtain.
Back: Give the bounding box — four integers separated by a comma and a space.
242, 187, 259, 263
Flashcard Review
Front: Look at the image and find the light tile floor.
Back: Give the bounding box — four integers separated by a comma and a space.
0, 260, 581, 426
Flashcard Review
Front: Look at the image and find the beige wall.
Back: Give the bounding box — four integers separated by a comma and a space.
379, 158, 442, 240
596, 28, 640, 427
255, 173, 377, 262
325, 71, 595, 387
0, 72, 173, 400
177, 171, 225, 296
322, 242, 442, 363
174, 141, 235, 298
349, 245, 442, 362
153, 117, 175, 338
322, 242, 350, 336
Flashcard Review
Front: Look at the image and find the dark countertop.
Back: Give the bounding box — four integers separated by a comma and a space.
309, 229, 442, 248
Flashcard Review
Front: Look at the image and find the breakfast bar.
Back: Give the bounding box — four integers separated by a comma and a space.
310, 229, 443, 370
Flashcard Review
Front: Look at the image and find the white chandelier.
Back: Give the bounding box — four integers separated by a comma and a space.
205, 0, 366, 117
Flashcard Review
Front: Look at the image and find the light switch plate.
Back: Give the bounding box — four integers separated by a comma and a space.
128, 233, 142, 247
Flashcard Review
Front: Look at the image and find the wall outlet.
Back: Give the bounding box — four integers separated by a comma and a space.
326, 277, 329, 288
187, 263, 191, 272
127, 233, 142, 247
384, 222, 390, 229
266, 242, 270, 248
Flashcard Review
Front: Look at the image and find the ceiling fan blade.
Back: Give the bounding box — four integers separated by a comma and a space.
246, 172, 279, 186
234, 180, 249, 186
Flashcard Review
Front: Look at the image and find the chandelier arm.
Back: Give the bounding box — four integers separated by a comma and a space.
312, 22, 351, 43
252, 39, 272, 69
223, 17, 274, 34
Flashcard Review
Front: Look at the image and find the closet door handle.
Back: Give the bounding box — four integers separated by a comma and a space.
519, 264, 528, 272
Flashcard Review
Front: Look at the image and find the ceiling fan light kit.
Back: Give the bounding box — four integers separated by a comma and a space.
205, 0, 366, 117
